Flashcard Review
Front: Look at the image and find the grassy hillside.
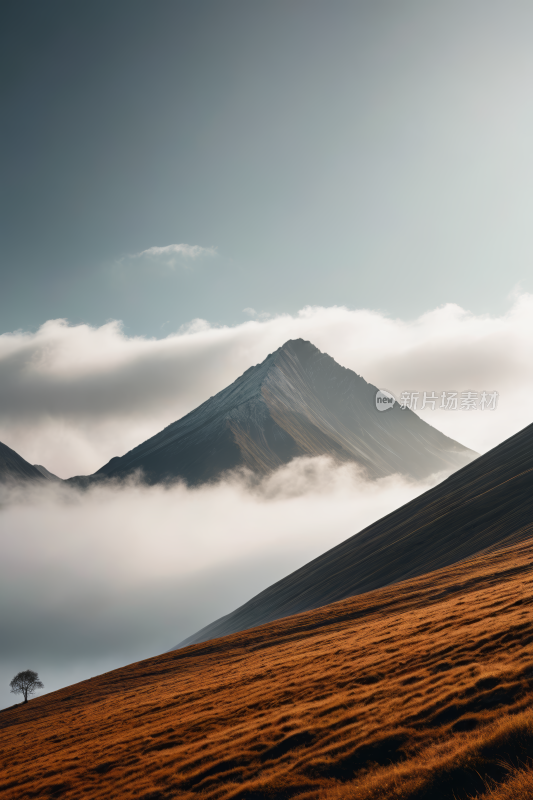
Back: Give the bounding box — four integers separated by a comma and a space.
1, 539, 533, 799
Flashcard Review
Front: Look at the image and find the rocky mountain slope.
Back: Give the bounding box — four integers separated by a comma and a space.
81, 339, 476, 485
174, 419, 533, 648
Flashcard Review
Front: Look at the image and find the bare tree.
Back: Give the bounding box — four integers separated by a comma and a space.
10, 670, 44, 703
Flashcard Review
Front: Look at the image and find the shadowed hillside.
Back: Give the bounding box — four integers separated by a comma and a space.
73, 339, 475, 486
176, 420, 533, 648
2, 538, 533, 800
0, 440, 58, 484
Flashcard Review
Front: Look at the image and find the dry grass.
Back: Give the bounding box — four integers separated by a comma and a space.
1, 539, 533, 800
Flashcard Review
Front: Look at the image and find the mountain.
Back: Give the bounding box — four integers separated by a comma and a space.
80, 339, 476, 485
174, 420, 533, 648
0, 441, 59, 484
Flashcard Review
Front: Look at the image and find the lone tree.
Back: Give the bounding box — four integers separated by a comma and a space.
10, 670, 44, 703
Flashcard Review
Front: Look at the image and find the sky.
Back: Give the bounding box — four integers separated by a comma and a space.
3, 0, 533, 336
3, 0, 533, 708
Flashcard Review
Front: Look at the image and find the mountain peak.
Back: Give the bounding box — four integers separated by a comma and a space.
257, 339, 322, 371
273, 338, 324, 367
80, 340, 477, 486
278, 337, 319, 354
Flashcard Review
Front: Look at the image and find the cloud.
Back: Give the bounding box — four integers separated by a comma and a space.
242, 307, 271, 320
1, 296, 533, 477
0, 459, 440, 708
132, 243, 217, 267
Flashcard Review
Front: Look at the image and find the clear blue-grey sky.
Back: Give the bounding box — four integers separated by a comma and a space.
3, 0, 533, 337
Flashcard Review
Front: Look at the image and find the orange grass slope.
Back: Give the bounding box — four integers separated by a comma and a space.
1, 539, 533, 800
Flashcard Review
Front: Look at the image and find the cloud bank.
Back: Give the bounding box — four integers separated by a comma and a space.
0, 297, 532, 477
0, 459, 441, 709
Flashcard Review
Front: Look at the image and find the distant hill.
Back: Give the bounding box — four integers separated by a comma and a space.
33, 464, 62, 481
0, 441, 59, 484
174, 419, 533, 648
76, 339, 476, 486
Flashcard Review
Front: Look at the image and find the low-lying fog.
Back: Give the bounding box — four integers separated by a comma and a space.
0, 460, 443, 708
